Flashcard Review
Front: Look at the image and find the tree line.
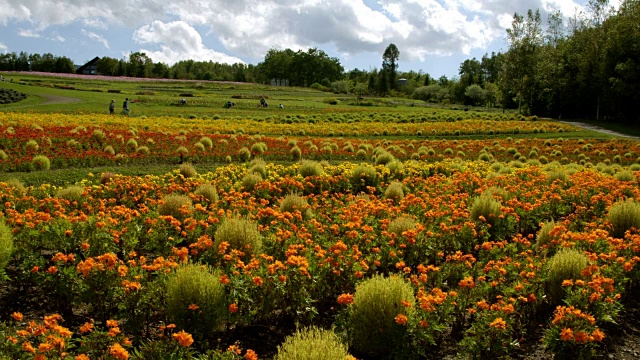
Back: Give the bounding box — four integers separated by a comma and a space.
0, 0, 637, 123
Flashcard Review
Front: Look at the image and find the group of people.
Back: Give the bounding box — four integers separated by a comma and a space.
109, 98, 129, 115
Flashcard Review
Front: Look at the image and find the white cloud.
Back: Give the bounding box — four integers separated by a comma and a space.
81, 29, 110, 49
82, 18, 108, 30
133, 20, 244, 65
18, 28, 40, 38
51, 32, 65, 42
0, 43, 8, 53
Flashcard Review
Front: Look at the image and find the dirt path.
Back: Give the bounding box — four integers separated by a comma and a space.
3, 94, 81, 109
560, 121, 640, 140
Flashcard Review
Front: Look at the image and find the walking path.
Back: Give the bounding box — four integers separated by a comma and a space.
559, 121, 640, 140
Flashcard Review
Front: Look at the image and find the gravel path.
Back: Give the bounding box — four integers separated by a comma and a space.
559, 121, 640, 140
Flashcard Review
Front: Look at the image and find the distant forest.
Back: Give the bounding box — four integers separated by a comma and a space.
0, 0, 638, 123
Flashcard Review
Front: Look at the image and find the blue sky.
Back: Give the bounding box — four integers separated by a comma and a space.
0, 0, 618, 79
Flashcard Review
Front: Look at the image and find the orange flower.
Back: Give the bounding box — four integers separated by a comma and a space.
219, 275, 230, 285
252, 276, 263, 286
109, 343, 129, 360
561, 279, 573, 287
34, 355, 46, 360
394, 314, 408, 325
106, 319, 119, 328
560, 328, 573, 341
12, 312, 24, 321
75, 355, 90, 360
574, 331, 589, 343
173, 330, 194, 347
38, 342, 55, 353
337, 293, 354, 305
108, 327, 121, 337
47, 266, 58, 274
188, 303, 199, 311
22, 341, 36, 354
80, 321, 94, 334
591, 328, 605, 342
229, 303, 239, 313
489, 317, 507, 330
244, 349, 258, 360
458, 276, 475, 289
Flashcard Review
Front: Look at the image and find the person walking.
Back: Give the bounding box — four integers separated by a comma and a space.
122, 98, 129, 115
109, 99, 115, 114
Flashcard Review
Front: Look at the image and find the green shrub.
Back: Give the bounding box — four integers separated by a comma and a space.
158, 194, 193, 219
299, 160, 323, 177
547, 170, 569, 184
56, 185, 85, 202
0, 150, 7, 160
291, 146, 302, 161
248, 158, 267, 178
175, 146, 189, 157
275, 327, 351, 360
383, 181, 405, 203
536, 220, 556, 250
608, 199, 640, 238
0, 220, 13, 270
616, 170, 634, 182
241, 174, 262, 191
194, 142, 206, 152
199, 136, 213, 149
179, 163, 197, 178
375, 151, 394, 166
348, 275, 415, 358
385, 161, 404, 179
546, 248, 588, 304
469, 191, 501, 224
280, 193, 312, 219
25, 139, 39, 151
100, 172, 115, 185
126, 138, 138, 150
355, 149, 367, 160
166, 264, 227, 339
251, 142, 267, 154
238, 147, 251, 162
387, 216, 416, 238
349, 164, 378, 193
32, 155, 50, 171
194, 184, 219, 203
214, 217, 262, 255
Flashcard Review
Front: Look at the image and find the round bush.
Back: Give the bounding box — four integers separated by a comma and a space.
291, 146, 302, 161
199, 136, 213, 149
32, 155, 51, 171
0, 150, 7, 160
536, 220, 556, 250
546, 248, 588, 304
238, 147, 251, 162
214, 217, 262, 256
275, 327, 351, 360
100, 172, 115, 185
608, 199, 640, 238
348, 275, 415, 358
56, 185, 85, 202
194, 184, 219, 203
126, 138, 138, 150
349, 164, 378, 193
179, 163, 197, 178
280, 193, 312, 219
299, 160, 323, 178
166, 264, 227, 339
248, 158, 267, 178
0, 220, 13, 270
616, 170, 635, 182
175, 146, 189, 157
158, 194, 193, 219
241, 174, 262, 191
388, 216, 416, 238
383, 181, 404, 203
375, 151, 395, 166
469, 192, 501, 224
25, 139, 39, 152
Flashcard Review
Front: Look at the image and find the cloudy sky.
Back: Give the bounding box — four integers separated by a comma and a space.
0, 0, 619, 78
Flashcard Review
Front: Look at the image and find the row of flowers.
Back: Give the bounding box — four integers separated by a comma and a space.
1, 158, 640, 358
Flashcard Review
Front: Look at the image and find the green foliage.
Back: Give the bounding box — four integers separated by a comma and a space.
546, 248, 588, 304
166, 264, 227, 339
291, 146, 302, 161
607, 199, 640, 238
383, 181, 404, 203
238, 147, 251, 162
375, 151, 395, 166
347, 275, 415, 358
349, 164, 378, 193
615, 170, 634, 182
536, 220, 556, 250
299, 160, 323, 177
280, 193, 312, 220
214, 217, 262, 256
199, 136, 213, 149
25, 139, 39, 151
0, 220, 13, 270
158, 194, 193, 219
241, 173, 262, 191
194, 183, 219, 203
56, 185, 85, 202
179, 163, 198, 178
248, 158, 267, 178
469, 191, 501, 224
275, 327, 351, 360
387, 215, 416, 238
32, 155, 50, 171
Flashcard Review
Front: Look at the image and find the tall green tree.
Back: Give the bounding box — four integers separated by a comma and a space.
382, 43, 400, 90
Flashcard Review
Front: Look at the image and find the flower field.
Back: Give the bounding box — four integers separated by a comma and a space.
1, 112, 640, 359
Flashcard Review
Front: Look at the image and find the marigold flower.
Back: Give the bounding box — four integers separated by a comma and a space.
560, 328, 573, 341
12, 312, 24, 321
173, 330, 194, 347
489, 317, 507, 330
337, 293, 354, 305
229, 303, 239, 313
108, 327, 121, 337
395, 314, 408, 325
574, 331, 589, 343
591, 328, 605, 342
47, 266, 58, 274
188, 303, 199, 311
244, 349, 258, 360
252, 276, 263, 286
75, 355, 90, 360
109, 343, 129, 360
219, 275, 230, 285
34, 355, 46, 360
80, 321, 94, 334
38, 342, 54, 353
562, 279, 573, 287
106, 319, 119, 328
459, 276, 475, 288
22, 341, 36, 354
